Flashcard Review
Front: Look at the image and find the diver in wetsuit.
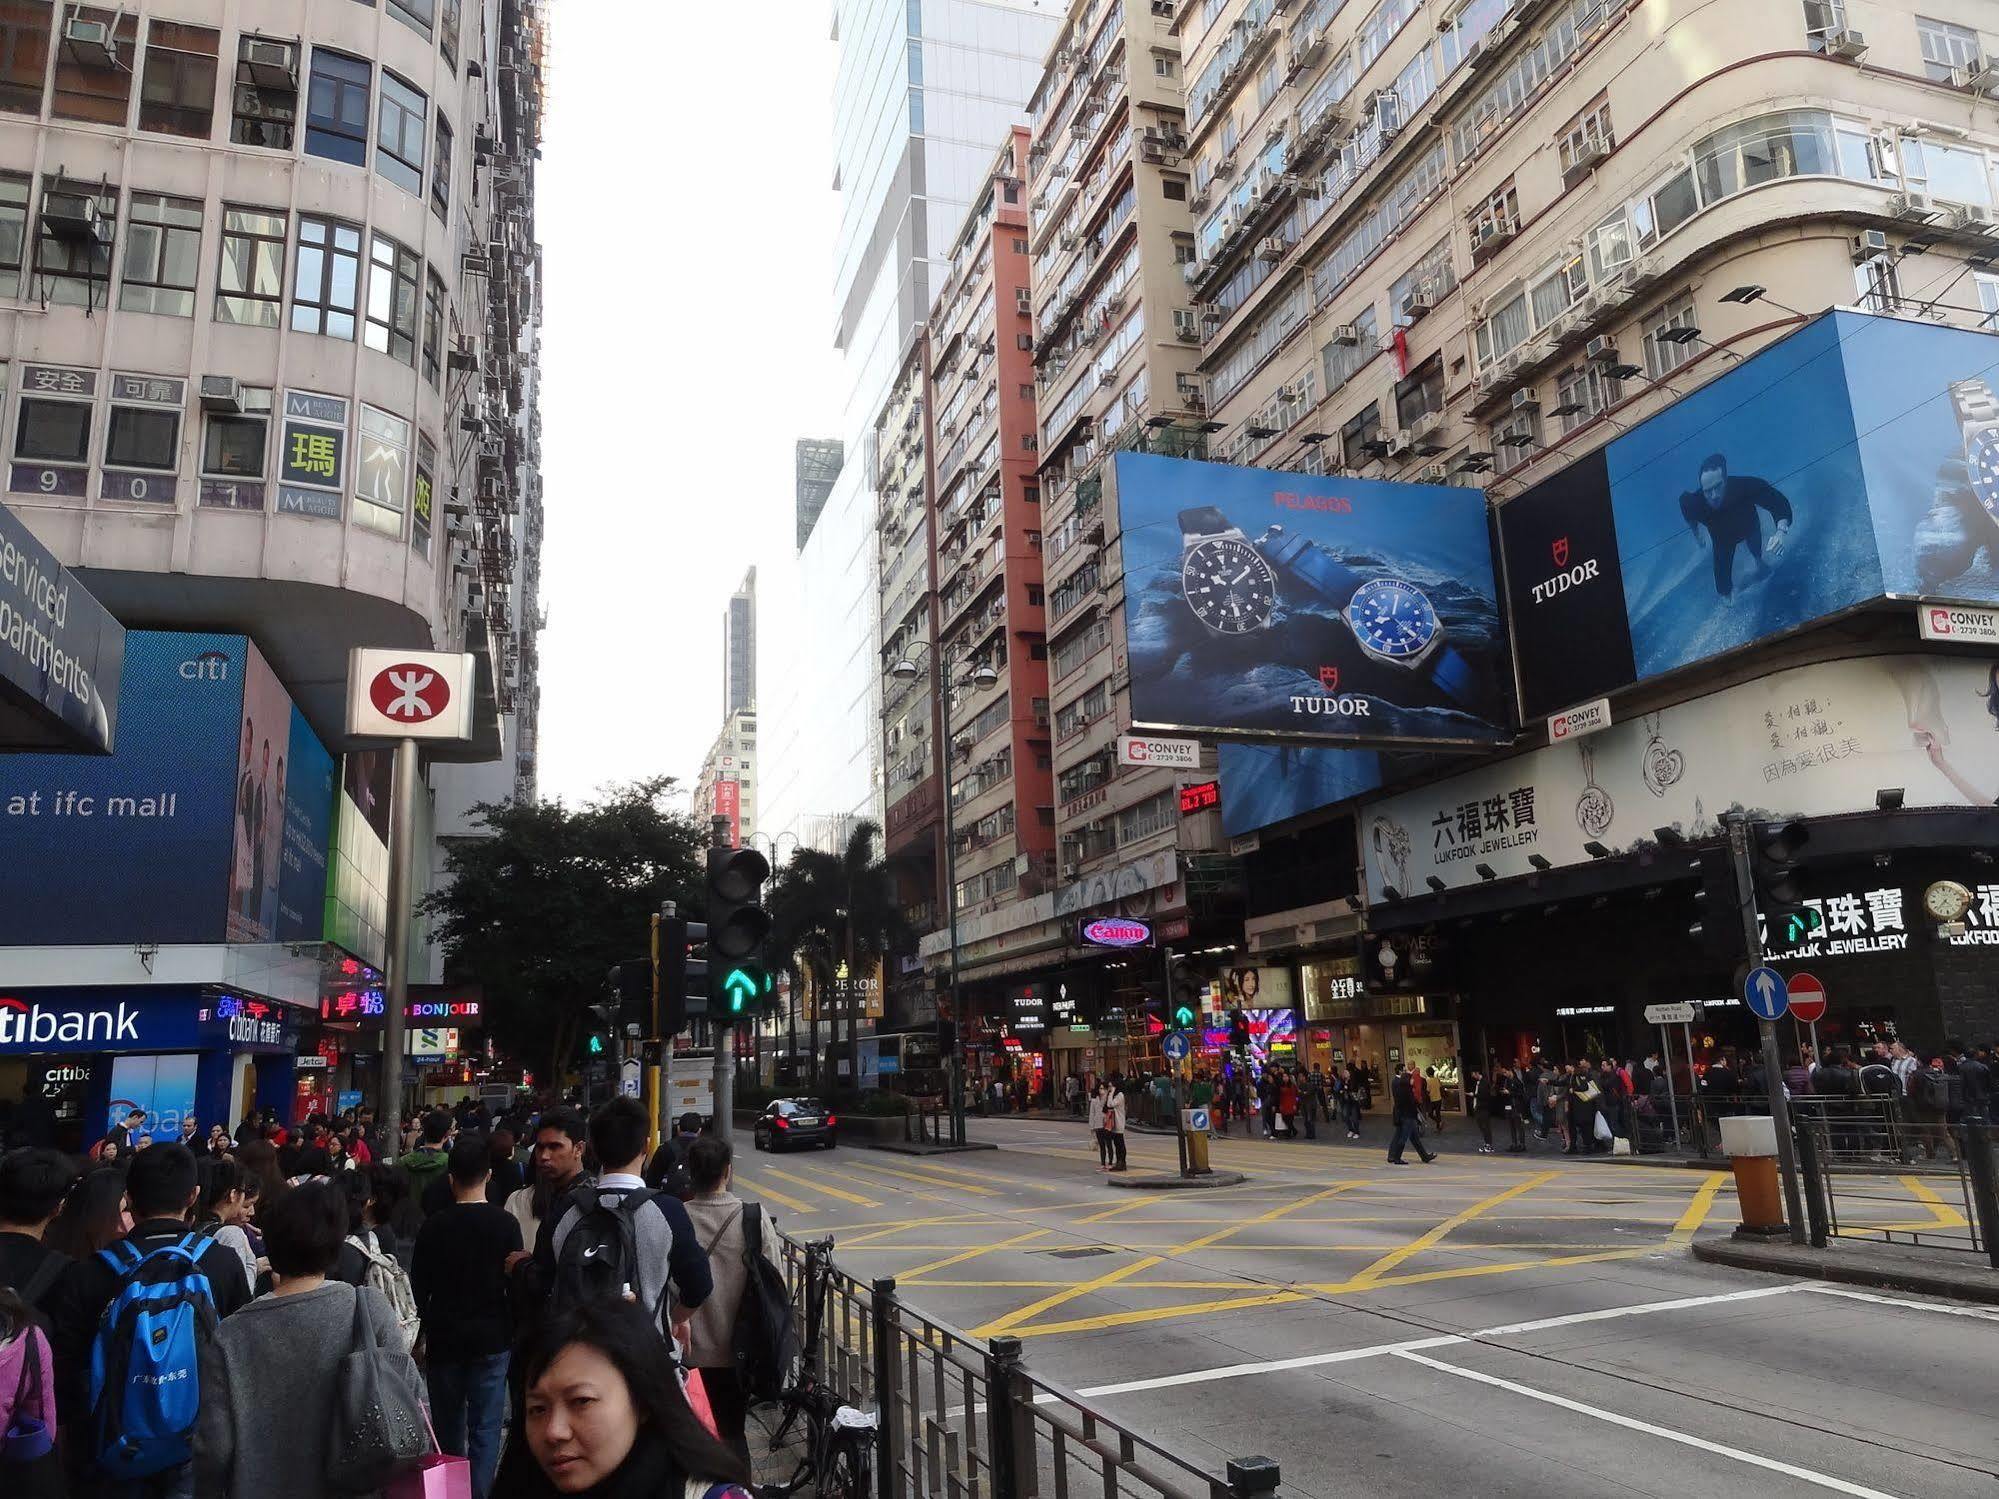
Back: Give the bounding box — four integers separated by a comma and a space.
1678, 453, 1792, 601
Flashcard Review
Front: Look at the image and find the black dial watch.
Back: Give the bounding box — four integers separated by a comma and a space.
1178, 506, 1278, 635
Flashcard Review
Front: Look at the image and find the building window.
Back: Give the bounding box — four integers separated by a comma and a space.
16, 396, 90, 463
376, 71, 427, 197
52, 4, 136, 122
137, 21, 217, 137
1340, 402, 1384, 470
215, 206, 286, 326
1322, 305, 1379, 393
1154, 52, 1175, 77
1395, 356, 1444, 430
422, 271, 444, 387
1642, 293, 1698, 378
1802, 0, 1846, 46
1555, 363, 1621, 434
304, 49, 370, 166
364, 233, 420, 364
104, 403, 179, 472
119, 192, 201, 317
354, 405, 411, 537
32, 178, 116, 307
231, 35, 298, 149
1557, 96, 1613, 182
1490, 406, 1540, 474
291, 215, 362, 339
440, 0, 461, 66
1854, 252, 1903, 314
1917, 16, 1981, 82
431, 112, 452, 220
1976, 270, 1999, 328
0, 172, 26, 297
1163, 177, 1186, 201
1474, 286, 1531, 370
199, 385, 272, 510
0, 0, 53, 116
389, 0, 434, 38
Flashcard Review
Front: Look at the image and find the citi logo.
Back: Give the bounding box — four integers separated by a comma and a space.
1528, 551, 1601, 604
179, 651, 230, 680
0, 997, 141, 1046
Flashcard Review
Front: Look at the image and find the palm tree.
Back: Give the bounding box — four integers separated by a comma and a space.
765, 821, 912, 1098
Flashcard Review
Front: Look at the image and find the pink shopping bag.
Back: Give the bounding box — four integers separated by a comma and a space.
384, 1451, 472, 1499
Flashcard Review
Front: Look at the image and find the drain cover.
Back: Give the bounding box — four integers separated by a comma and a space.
1044, 1246, 1117, 1260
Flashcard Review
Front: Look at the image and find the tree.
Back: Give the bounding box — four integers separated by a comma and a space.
422, 777, 707, 1083
763, 821, 911, 1095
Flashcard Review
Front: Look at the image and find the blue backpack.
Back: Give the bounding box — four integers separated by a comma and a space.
88, 1229, 220, 1478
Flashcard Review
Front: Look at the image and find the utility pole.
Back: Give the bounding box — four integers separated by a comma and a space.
710, 815, 734, 1143
378, 736, 419, 1154
1725, 813, 1807, 1245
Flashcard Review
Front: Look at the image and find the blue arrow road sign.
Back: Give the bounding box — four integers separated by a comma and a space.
1744, 966, 1789, 1021
1162, 1031, 1191, 1063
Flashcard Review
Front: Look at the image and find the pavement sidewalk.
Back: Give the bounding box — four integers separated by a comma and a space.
1692, 1232, 1999, 1305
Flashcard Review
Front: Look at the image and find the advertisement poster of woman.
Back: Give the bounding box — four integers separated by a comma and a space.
225, 648, 292, 942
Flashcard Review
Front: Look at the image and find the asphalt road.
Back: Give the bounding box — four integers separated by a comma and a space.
733, 1115, 1999, 1499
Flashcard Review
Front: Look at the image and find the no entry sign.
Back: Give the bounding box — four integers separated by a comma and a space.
1786, 972, 1827, 1025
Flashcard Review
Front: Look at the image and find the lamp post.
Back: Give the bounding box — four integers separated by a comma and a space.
744, 829, 802, 1085
889, 645, 999, 1147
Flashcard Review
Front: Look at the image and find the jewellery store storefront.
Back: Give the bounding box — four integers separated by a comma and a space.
1297, 941, 1464, 1113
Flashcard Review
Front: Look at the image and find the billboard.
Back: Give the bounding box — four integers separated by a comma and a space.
0, 633, 332, 945
1358, 654, 1999, 901
1113, 452, 1509, 746
1502, 311, 1999, 720
0, 499, 125, 753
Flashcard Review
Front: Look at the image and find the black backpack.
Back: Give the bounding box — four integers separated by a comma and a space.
654, 1139, 695, 1202
728, 1206, 797, 1402
550, 1186, 662, 1324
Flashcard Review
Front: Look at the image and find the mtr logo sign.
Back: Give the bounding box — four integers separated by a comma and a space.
368, 663, 452, 724
346, 648, 475, 742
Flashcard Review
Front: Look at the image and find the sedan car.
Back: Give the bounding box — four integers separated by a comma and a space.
753, 1097, 839, 1152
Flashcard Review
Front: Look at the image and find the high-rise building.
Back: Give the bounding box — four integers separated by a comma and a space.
692, 707, 757, 850
723, 567, 755, 719
0, 0, 544, 1124
759, 0, 1060, 857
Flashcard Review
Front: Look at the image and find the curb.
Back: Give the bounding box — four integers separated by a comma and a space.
1690, 1236, 1999, 1305
867, 1140, 1000, 1155
1106, 1170, 1249, 1189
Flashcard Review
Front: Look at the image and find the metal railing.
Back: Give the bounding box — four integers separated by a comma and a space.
776, 1232, 1283, 1499
1794, 1112, 1999, 1264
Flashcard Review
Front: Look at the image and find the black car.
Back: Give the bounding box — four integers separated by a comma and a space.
753, 1097, 839, 1152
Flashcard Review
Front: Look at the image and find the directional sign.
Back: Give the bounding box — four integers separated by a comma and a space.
1744, 965, 1789, 1021
1162, 1031, 1191, 1063
618, 1058, 641, 1098
1643, 1002, 1700, 1026
1785, 972, 1827, 1025
1183, 1107, 1211, 1133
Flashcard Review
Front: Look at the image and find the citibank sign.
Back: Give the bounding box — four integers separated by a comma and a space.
1079, 917, 1153, 949
0, 996, 140, 1048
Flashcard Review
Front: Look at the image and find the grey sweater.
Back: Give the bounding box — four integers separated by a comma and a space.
196, 1280, 421, 1499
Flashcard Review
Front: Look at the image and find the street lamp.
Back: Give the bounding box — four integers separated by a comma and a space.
888, 641, 997, 1145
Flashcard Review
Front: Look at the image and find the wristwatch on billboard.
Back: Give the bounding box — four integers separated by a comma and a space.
1178, 505, 1279, 634
1255, 524, 1481, 709
1948, 378, 1999, 522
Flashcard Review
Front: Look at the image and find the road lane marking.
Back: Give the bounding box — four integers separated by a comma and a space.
734, 1175, 817, 1215
1391, 1348, 1901, 1499
761, 1165, 880, 1208
1174, 1182, 1366, 1254
828, 1215, 992, 1245
970, 1253, 1165, 1337
894, 1229, 1053, 1281
889, 1157, 1061, 1192
1347, 1171, 1558, 1289
1899, 1174, 1970, 1228
845, 1161, 1002, 1196
1800, 1285, 1999, 1321
1072, 1194, 1168, 1224
820, 1167, 962, 1204
1669, 1173, 1729, 1244
1471, 1282, 1802, 1337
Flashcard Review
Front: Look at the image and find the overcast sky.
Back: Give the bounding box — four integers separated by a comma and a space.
533, 5, 842, 805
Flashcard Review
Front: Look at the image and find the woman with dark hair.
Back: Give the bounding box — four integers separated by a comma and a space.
237, 1138, 285, 1201
487, 1127, 526, 1206
495, 1300, 753, 1498
43, 1165, 130, 1259
197, 1157, 262, 1287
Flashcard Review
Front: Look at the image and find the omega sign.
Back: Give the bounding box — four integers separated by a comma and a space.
1079, 917, 1153, 949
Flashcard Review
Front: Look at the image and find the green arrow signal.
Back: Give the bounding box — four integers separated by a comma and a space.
722, 967, 760, 1014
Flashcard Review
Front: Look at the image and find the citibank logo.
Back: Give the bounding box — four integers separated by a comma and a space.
179, 650, 231, 680
0, 996, 141, 1047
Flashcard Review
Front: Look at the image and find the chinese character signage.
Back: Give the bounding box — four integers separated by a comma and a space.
1360, 654, 1999, 900
277, 390, 348, 520
1112, 452, 1510, 747
412, 435, 435, 562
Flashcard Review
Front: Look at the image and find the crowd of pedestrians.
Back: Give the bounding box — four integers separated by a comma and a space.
0, 1091, 784, 1498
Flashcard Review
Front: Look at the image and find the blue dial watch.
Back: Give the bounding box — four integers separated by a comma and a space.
1256, 525, 1482, 711
1951, 379, 1999, 524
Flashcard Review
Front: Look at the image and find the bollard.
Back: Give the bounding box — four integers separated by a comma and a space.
984, 1336, 1026, 1499
1794, 1121, 1829, 1249
1965, 1118, 1999, 1271
1227, 1455, 1282, 1496
1719, 1115, 1786, 1238
869, 1278, 898, 1499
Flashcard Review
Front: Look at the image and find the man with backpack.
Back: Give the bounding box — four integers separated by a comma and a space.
0, 1148, 76, 1318
46, 1140, 251, 1495
646, 1112, 706, 1200
676, 1135, 792, 1465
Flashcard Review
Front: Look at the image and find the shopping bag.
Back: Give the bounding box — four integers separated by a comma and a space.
682, 1364, 721, 1441
1612, 1136, 1632, 1156
1593, 1112, 1613, 1145
383, 1452, 472, 1499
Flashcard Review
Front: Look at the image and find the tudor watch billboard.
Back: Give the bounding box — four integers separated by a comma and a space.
1113, 453, 1510, 747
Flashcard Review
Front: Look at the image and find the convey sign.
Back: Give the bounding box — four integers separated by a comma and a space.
346, 648, 476, 742
1548, 697, 1613, 742
1917, 603, 1999, 643
1079, 917, 1153, 949
1118, 733, 1202, 770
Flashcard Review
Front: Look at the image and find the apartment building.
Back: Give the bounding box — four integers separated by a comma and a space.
691, 707, 757, 849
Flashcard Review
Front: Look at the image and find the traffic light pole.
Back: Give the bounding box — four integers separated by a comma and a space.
376, 736, 419, 1156
710, 817, 736, 1146
1726, 813, 1807, 1246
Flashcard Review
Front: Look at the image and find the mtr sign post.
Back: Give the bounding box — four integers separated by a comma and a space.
345, 649, 476, 1155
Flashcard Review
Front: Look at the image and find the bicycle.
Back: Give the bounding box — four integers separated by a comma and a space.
759, 1237, 877, 1499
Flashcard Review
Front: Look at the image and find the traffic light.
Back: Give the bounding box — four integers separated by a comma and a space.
719, 962, 774, 1017
706, 847, 772, 961
1753, 819, 1824, 946
654, 915, 710, 1038
583, 1001, 615, 1057
1688, 849, 1739, 956
1227, 1008, 1251, 1050
611, 959, 650, 1033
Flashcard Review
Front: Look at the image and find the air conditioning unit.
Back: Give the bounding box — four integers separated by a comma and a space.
1190, 186, 1211, 211
1409, 410, 1445, 452
1822, 27, 1867, 60
241, 38, 297, 89
39, 191, 106, 243
1015, 289, 1031, 315
1471, 216, 1517, 261
1949, 203, 1993, 230
1258, 235, 1287, 262
1173, 308, 1202, 342
1585, 334, 1620, 365
1418, 463, 1450, 483
1887, 192, 1936, 222
1566, 137, 1609, 175
1384, 431, 1411, 456
198, 375, 242, 413
1511, 387, 1541, 414
1621, 255, 1665, 291
1328, 323, 1361, 347
62, 13, 118, 69
1400, 282, 1436, 320
1951, 58, 1999, 92
1851, 227, 1891, 260
1060, 861, 1079, 878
